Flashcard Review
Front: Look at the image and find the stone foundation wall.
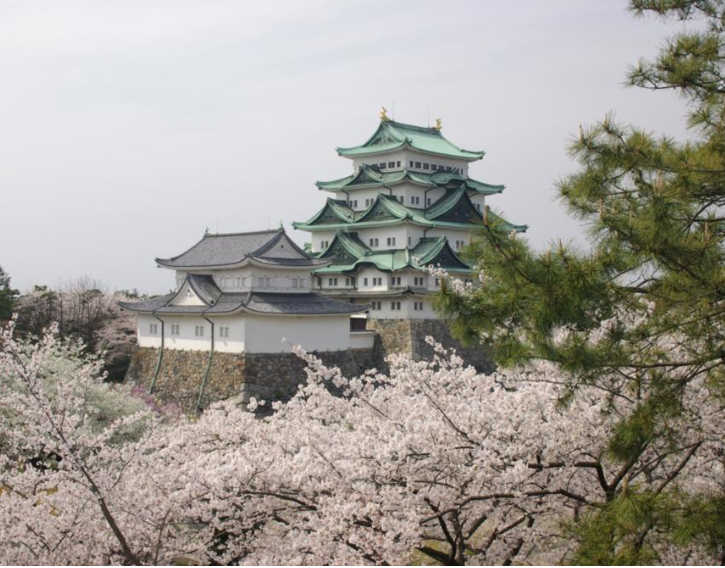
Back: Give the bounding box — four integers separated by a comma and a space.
366, 318, 494, 374
126, 343, 386, 413
125, 320, 489, 412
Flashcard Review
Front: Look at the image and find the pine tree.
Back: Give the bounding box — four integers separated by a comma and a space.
437, 0, 725, 562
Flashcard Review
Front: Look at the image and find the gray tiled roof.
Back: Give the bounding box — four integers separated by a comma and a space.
243, 292, 367, 315
118, 275, 367, 316
156, 229, 325, 269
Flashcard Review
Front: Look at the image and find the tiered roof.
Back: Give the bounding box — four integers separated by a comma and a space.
293, 190, 527, 233
316, 165, 504, 195
119, 274, 366, 316
313, 231, 472, 275
337, 120, 484, 161
156, 228, 329, 270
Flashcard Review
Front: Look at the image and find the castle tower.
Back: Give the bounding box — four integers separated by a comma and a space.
293, 114, 527, 325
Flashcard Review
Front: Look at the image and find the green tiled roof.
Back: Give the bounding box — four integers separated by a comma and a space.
313, 231, 472, 274
316, 165, 505, 195
336, 120, 485, 161
293, 190, 528, 234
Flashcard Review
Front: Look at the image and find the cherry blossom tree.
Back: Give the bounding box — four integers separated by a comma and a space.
1, 317, 722, 565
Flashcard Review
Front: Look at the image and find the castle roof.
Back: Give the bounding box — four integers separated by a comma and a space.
155, 228, 329, 270
316, 165, 504, 195
336, 120, 484, 161
312, 231, 472, 275
118, 274, 366, 316
293, 190, 528, 233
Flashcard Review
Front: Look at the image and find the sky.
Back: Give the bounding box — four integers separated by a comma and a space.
0, 0, 698, 294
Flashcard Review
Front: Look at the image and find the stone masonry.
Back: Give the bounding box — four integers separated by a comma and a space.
125, 320, 490, 412
366, 318, 494, 374
126, 338, 386, 413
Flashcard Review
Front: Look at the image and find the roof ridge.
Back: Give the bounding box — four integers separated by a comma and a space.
204, 228, 281, 238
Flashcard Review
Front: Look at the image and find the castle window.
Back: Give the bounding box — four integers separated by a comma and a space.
398, 195, 403, 203
415, 161, 421, 168
363, 277, 369, 286
195, 325, 205, 337
373, 277, 382, 286
427, 197, 431, 205
371, 301, 382, 311
219, 326, 230, 338
430, 163, 436, 170
396, 161, 401, 167
149, 323, 158, 334
328, 277, 338, 287
414, 301, 423, 311
391, 276, 401, 286
391, 301, 401, 311
446, 166, 453, 172
388, 161, 395, 168
475, 203, 482, 212
345, 277, 354, 286
423, 163, 429, 170
408, 237, 412, 245
369, 238, 379, 247
409, 161, 414, 167
171, 324, 180, 335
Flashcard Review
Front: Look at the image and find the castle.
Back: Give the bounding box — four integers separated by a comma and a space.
122, 112, 526, 411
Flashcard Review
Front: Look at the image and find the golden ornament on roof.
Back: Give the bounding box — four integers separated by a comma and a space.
434, 118, 442, 131
380, 107, 391, 122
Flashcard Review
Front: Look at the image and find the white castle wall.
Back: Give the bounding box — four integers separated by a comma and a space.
137, 313, 352, 354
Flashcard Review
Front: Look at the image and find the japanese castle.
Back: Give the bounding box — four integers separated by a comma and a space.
120, 229, 368, 354
294, 109, 527, 319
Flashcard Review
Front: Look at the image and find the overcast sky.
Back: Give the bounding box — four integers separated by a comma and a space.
0, 0, 696, 294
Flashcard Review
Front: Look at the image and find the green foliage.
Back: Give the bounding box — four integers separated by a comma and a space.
0, 266, 18, 322
436, 0, 725, 562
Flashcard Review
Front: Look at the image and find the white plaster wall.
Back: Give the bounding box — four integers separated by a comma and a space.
427, 228, 474, 251
244, 315, 351, 353
426, 187, 447, 207
355, 224, 425, 250
403, 151, 470, 176
316, 273, 356, 292
357, 267, 388, 291
213, 266, 311, 293
470, 194, 486, 215
350, 331, 376, 349
364, 297, 437, 320
311, 231, 336, 253
352, 150, 407, 173
137, 314, 246, 352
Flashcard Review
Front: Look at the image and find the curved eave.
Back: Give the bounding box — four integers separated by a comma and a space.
247, 256, 331, 269
117, 301, 246, 316
338, 141, 484, 162
295, 217, 485, 232
239, 304, 369, 317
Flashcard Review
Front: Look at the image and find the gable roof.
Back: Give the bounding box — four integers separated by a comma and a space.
155, 228, 328, 270
316, 165, 505, 195
336, 120, 485, 161
314, 231, 472, 274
